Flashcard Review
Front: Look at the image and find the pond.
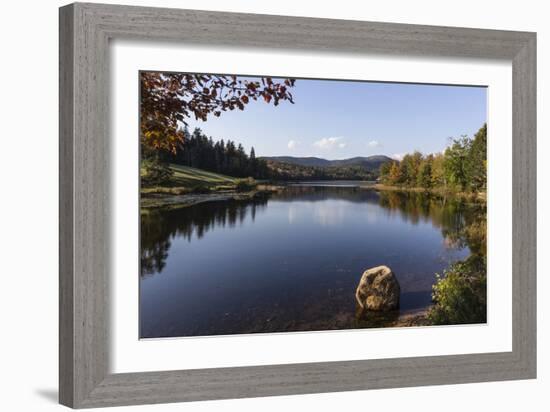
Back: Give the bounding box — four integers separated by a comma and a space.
140, 185, 485, 338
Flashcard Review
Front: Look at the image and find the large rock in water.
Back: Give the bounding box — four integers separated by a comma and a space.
355, 265, 400, 312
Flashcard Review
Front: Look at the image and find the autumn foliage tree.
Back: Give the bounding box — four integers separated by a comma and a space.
379, 123, 487, 193
140, 72, 296, 155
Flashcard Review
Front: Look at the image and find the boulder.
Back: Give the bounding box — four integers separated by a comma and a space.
355, 265, 400, 312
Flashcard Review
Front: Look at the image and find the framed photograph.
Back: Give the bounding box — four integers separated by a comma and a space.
59, 3, 536, 408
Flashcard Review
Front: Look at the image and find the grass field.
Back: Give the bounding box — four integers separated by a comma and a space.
167, 164, 237, 187
141, 164, 245, 196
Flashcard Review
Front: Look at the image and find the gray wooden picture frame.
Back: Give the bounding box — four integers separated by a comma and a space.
59, 2, 536, 408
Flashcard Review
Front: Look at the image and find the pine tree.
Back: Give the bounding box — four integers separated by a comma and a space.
249, 147, 257, 176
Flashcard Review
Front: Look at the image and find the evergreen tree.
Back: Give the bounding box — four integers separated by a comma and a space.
249, 147, 257, 176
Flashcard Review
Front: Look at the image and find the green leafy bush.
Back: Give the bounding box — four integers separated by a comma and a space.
428, 256, 486, 325
235, 177, 257, 192
141, 158, 173, 186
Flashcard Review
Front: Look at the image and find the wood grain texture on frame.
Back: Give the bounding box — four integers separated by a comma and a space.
59, 2, 536, 408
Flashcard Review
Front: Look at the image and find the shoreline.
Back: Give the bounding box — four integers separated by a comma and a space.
393, 309, 431, 327
140, 181, 486, 211
140, 185, 283, 211
370, 183, 487, 202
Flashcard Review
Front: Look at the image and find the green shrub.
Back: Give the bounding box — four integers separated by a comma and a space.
235, 177, 257, 192
141, 158, 173, 186
428, 256, 486, 325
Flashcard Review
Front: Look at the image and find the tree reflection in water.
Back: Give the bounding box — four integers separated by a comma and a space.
141, 187, 486, 277
377, 190, 486, 258
141, 197, 268, 277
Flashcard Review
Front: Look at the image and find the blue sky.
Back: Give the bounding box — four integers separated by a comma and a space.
185, 76, 487, 160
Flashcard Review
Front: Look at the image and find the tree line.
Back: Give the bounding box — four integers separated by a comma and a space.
379, 124, 487, 192
162, 127, 271, 179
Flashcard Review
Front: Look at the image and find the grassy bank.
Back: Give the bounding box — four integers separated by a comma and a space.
141, 164, 238, 193
140, 191, 274, 211
141, 164, 283, 210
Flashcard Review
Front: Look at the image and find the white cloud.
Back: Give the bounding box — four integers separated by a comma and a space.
313, 136, 346, 150
287, 140, 298, 150
368, 140, 381, 148
391, 153, 405, 161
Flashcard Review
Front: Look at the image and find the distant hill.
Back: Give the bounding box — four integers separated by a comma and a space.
260, 156, 331, 168
261, 155, 393, 171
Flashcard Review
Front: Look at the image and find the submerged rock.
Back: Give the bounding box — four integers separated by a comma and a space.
355, 265, 400, 312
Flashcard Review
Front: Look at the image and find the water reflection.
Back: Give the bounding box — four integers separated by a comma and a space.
140, 186, 486, 337
141, 197, 268, 277
377, 190, 486, 257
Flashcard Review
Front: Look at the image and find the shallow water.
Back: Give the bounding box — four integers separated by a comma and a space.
140, 186, 482, 338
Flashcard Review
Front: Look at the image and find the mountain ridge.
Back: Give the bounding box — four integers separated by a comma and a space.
260, 155, 394, 170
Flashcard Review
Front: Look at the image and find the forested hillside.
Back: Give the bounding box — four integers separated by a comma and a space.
261, 155, 393, 170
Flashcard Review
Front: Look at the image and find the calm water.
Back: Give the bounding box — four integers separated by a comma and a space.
140, 186, 484, 338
